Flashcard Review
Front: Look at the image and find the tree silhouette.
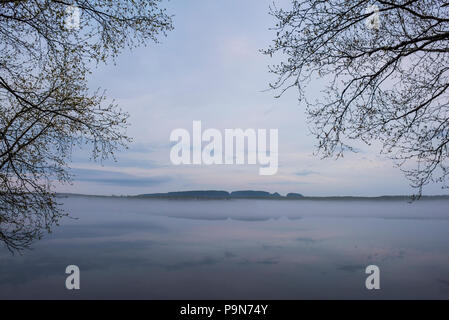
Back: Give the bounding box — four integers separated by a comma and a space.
264, 0, 449, 195
0, 0, 173, 252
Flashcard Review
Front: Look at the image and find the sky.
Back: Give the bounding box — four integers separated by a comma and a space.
56, 0, 448, 197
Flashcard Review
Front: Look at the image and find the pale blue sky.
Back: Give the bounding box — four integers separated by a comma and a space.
57, 0, 448, 196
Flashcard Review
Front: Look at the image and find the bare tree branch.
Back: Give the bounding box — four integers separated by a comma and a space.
264, 0, 449, 197
0, 0, 173, 252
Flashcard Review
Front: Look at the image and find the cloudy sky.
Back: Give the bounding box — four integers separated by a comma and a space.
56, 0, 447, 196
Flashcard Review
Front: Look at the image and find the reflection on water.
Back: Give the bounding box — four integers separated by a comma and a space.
1, 196, 449, 299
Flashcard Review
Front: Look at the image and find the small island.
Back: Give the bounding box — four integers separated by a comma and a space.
134, 190, 303, 200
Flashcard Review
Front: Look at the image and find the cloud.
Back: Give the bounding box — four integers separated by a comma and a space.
219, 35, 257, 61
295, 170, 319, 176
71, 168, 171, 187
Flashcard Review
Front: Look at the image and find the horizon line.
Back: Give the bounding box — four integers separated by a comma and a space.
55, 191, 449, 199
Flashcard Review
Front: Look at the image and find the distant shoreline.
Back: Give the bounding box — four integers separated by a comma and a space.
55, 190, 449, 201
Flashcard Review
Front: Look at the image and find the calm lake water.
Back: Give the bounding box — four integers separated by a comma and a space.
1, 195, 449, 299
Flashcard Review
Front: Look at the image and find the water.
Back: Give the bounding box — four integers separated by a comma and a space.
1, 195, 449, 299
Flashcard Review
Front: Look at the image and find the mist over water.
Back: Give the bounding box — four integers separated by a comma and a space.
1, 196, 449, 299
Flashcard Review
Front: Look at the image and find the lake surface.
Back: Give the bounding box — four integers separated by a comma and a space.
1, 196, 449, 299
